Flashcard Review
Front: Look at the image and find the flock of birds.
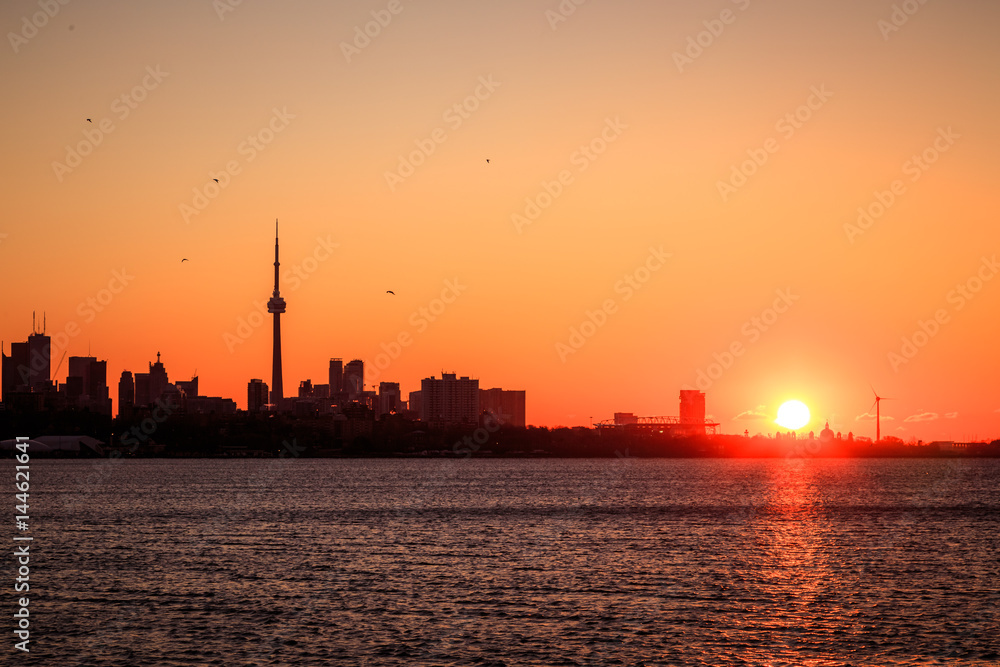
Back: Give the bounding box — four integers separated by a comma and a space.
85, 118, 491, 298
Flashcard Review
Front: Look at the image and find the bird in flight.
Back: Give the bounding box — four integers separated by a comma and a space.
386, 290, 395, 295
213, 179, 219, 183
486, 159, 490, 164
181, 258, 189, 262
86, 119, 92, 123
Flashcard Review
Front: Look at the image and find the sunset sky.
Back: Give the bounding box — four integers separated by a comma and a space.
2, 0, 998, 440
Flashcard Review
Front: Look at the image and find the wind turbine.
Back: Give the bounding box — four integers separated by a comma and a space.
869, 386, 893, 442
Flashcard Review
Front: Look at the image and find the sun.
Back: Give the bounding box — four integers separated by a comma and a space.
775, 400, 811, 430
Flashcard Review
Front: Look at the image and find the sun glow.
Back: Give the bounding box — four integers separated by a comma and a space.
775, 400, 811, 430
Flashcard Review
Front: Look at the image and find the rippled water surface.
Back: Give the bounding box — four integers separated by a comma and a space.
12, 458, 1000, 665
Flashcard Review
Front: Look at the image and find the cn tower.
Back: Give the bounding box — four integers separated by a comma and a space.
267, 219, 286, 406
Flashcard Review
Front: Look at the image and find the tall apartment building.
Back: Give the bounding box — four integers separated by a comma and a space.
420, 373, 479, 426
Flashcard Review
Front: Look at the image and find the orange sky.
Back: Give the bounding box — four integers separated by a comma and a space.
2, 0, 999, 440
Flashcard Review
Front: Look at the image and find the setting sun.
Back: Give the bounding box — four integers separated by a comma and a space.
775, 400, 811, 430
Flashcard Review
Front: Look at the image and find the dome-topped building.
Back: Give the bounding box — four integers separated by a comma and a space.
819, 420, 836, 445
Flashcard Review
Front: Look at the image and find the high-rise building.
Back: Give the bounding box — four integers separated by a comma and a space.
64, 375, 84, 399
118, 371, 134, 419
67, 356, 95, 394
358, 390, 377, 411
25, 330, 51, 392
148, 352, 169, 405
480, 388, 526, 427
132, 352, 171, 409
248, 378, 269, 413
175, 376, 198, 398
65, 356, 111, 415
184, 395, 237, 415
89, 360, 108, 409
298, 379, 314, 398
378, 382, 401, 417
134, 372, 150, 408
408, 390, 422, 418
91, 359, 107, 390
7, 342, 31, 393
0, 344, 21, 401
267, 220, 286, 406
679, 389, 706, 435
329, 358, 343, 393
2, 317, 52, 397
344, 359, 364, 399
421, 373, 479, 426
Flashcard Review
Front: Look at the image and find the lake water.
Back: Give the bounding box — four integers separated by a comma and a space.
11, 457, 1000, 665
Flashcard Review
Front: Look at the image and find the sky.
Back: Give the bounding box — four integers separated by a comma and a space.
1, 0, 999, 440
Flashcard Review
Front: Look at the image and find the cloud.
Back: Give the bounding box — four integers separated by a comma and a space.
856, 412, 894, 422
734, 405, 769, 420
944, 412, 958, 419
904, 412, 939, 423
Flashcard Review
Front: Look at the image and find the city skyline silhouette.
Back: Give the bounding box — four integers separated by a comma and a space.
2, 1, 999, 441
2, 3, 999, 666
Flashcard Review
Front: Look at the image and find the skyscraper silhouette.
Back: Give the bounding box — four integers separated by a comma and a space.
247, 378, 269, 413
267, 220, 286, 406
421, 373, 479, 426
329, 358, 343, 393
118, 371, 134, 419
344, 359, 364, 399
2, 315, 52, 397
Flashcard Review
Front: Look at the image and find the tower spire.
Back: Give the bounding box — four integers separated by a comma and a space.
273, 218, 280, 296
267, 219, 286, 406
